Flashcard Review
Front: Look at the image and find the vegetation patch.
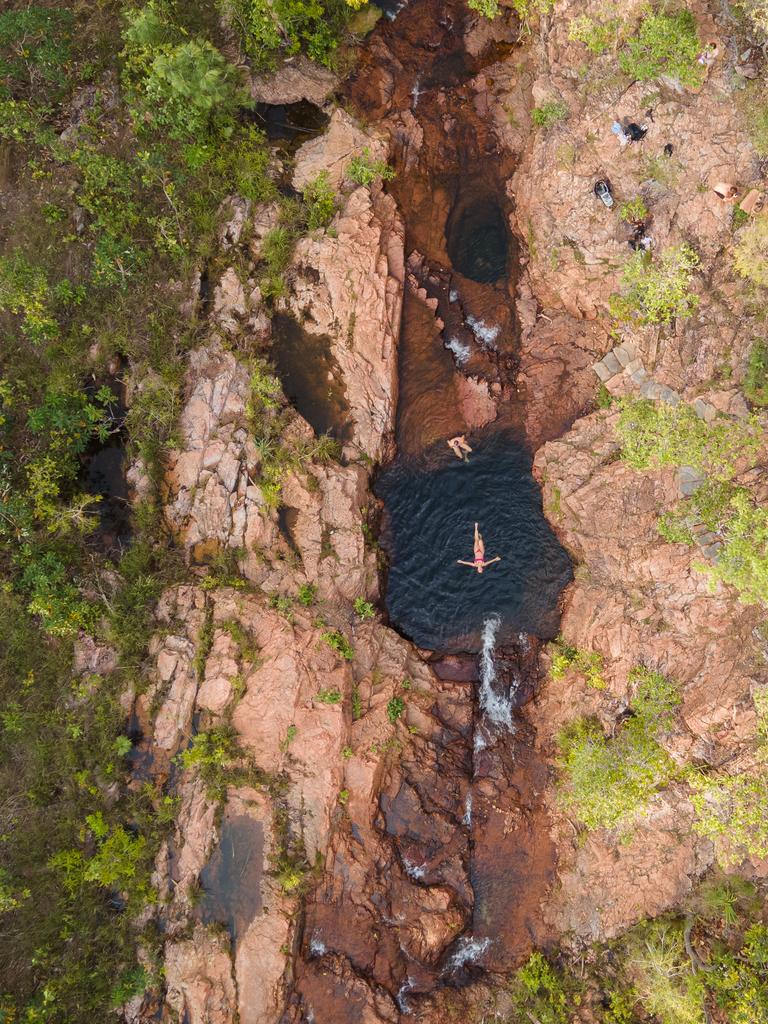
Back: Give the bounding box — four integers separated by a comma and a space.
733, 216, 768, 288
531, 100, 569, 128
557, 667, 680, 829
691, 770, 768, 865
549, 636, 606, 689
610, 243, 700, 325
744, 340, 768, 406
618, 9, 703, 87
616, 398, 759, 481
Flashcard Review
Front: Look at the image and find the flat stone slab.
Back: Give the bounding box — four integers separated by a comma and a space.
592, 361, 613, 382
601, 351, 621, 374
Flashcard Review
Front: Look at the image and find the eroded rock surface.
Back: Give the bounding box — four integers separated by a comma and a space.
288, 183, 405, 462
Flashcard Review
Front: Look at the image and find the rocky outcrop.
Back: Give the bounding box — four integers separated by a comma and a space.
292, 107, 389, 191
162, 346, 278, 575
247, 55, 337, 106
529, 404, 767, 939
512, 0, 761, 326
288, 183, 405, 462
164, 925, 237, 1024
543, 793, 714, 943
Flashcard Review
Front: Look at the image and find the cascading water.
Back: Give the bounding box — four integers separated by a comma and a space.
477, 614, 513, 730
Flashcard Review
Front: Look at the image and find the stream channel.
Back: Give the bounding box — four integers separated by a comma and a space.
289, 0, 572, 1017
199, 1, 574, 1018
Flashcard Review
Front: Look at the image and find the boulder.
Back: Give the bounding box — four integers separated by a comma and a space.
292, 108, 388, 192
247, 55, 337, 106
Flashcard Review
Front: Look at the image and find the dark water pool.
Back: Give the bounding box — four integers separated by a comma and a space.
446, 195, 508, 284
376, 432, 572, 652
250, 101, 329, 144
271, 313, 351, 440
199, 816, 264, 942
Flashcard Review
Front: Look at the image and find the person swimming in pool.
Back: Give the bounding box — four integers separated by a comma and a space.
447, 435, 473, 461
457, 523, 501, 573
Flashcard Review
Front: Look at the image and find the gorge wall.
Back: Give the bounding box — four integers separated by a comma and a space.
120, 2, 768, 1023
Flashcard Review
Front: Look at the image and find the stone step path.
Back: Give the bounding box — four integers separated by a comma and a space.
592, 341, 719, 421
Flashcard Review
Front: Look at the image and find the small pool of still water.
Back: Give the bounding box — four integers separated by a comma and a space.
446, 195, 508, 284
199, 816, 264, 942
271, 314, 351, 441
376, 432, 572, 652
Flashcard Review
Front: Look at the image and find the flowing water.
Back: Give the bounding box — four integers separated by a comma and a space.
376, 431, 572, 652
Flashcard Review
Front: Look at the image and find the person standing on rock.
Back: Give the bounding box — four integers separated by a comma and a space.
458, 523, 501, 573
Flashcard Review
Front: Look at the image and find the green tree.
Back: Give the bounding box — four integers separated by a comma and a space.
610, 244, 700, 325
618, 10, 703, 87
557, 669, 680, 829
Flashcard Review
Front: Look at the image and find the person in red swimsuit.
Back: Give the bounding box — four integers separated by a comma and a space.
457, 523, 501, 574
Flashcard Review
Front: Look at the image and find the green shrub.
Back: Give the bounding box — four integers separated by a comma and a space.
744, 340, 768, 405
123, 9, 245, 140
321, 629, 354, 660
510, 0, 555, 29
734, 216, 768, 288
616, 398, 759, 481
20, 549, 98, 637
557, 668, 680, 829
735, 0, 768, 35
550, 637, 605, 689
626, 921, 705, 1024
0, 252, 59, 343
0, 7, 74, 98
568, 14, 621, 53
743, 82, 768, 157
658, 480, 738, 546
220, 0, 349, 68
468, 0, 501, 19
353, 596, 375, 619
694, 875, 760, 926
618, 197, 649, 223
700, 491, 768, 605
691, 770, 768, 864
610, 244, 700, 325
509, 951, 570, 1024
180, 726, 242, 799
707, 923, 768, 1024
315, 688, 343, 704
618, 10, 703, 87
260, 225, 296, 299
303, 170, 336, 231
531, 100, 569, 128
386, 696, 405, 724
297, 582, 317, 606
348, 148, 395, 186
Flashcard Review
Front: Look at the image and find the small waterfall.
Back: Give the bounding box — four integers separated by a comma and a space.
466, 314, 500, 349
478, 614, 513, 729
396, 977, 415, 1014
463, 791, 472, 827
445, 935, 492, 972
403, 856, 426, 880
411, 76, 422, 108
309, 935, 327, 957
445, 335, 471, 366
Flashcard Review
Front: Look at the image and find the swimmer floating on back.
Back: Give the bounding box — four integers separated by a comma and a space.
447, 435, 473, 461
457, 523, 501, 574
